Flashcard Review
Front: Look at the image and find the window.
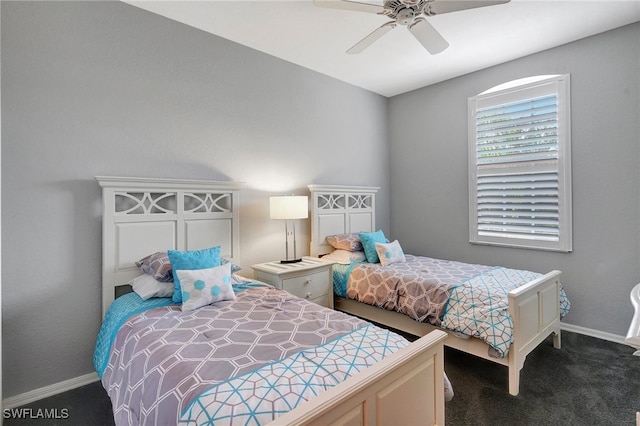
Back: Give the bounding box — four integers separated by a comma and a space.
468, 75, 572, 252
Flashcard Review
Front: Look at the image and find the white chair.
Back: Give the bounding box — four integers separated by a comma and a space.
626, 283, 640, 356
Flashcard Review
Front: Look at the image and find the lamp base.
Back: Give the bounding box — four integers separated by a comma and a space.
280, 258, 302, 264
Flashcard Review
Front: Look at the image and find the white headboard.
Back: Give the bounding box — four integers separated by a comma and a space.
308, 184, 379, 256
96, 176, 243, 317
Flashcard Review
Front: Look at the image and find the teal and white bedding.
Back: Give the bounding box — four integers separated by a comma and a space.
336, 254, 571, 358
94, 284, 412, 425
332, 262, 359, 298
182, 324, 407, 424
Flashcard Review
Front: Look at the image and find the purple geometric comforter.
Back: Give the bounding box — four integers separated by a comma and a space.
101, 286, 373, 425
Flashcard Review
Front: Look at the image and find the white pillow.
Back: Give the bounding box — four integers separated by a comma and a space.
320, 250, 367, 265
176, 263, 235, 312
375, 240, 406, 266
128, 274, 174, 300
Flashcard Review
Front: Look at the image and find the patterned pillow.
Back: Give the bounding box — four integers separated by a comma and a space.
220, 257, 242, 273
176, 263, 235, 312
128, 274, 174, 300
375, 240, 406, 266
325, 233, 363, 252
359, 230, 389, 263
135, 251, 173, 282
136, 251, 240, 280
168, 246, 221, 303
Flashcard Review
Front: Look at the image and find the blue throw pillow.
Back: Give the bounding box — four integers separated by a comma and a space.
359, 230, 389, 263
168, 246, 221, 303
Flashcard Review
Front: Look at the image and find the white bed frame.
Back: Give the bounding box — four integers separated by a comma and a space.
97, 176, 447, 425
309, 184, 563, 396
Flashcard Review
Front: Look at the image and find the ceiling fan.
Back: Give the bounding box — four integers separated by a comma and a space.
314, 0, 510, 55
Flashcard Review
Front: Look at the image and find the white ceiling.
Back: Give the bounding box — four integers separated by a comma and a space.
125, 0, 640, 97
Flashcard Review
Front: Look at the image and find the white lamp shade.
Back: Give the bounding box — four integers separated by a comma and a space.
270, 196, 308, 220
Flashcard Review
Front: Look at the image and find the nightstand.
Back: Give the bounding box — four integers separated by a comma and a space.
251, 257, 334, 309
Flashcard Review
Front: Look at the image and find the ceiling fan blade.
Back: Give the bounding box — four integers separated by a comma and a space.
347, 21, 396, 54
408, 17, 449, 54
424, 0, 510, 15
313, 0, 386, 14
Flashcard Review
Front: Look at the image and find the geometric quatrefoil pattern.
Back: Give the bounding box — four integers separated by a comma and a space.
114, 191, 232, 215
347, 254, 494, 325
316, 193, 372, 210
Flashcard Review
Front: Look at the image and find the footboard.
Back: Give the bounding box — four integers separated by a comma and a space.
269, 330, 447, 426
507, 270, 562, 395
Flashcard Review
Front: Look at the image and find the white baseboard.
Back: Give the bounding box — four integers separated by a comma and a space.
2, 372, 99, 410
561, 322, 627, 346
0, 324, 629, 410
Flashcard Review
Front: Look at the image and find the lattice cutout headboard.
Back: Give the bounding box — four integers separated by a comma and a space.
96, 176, 243, 317
308, 184, 379, 256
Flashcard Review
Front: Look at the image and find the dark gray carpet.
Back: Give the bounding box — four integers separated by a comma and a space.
444, 331, 639, 425
4, 331, 638, 425
3, 381, 114, 426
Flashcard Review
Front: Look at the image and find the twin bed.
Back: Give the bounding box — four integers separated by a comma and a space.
94, 177, 448, 425
94, 176, 569, 425
307, 184, 569, 397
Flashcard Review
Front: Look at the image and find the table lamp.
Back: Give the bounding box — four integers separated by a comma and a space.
269, 195, 308, 263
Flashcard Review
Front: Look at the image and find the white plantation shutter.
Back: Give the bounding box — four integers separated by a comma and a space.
469, 75, 572, 252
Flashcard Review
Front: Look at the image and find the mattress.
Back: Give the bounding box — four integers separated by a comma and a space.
94, 283, 414, 425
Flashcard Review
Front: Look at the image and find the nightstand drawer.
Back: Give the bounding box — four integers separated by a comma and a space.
251, 257, 334, 309
282, 271, 329, 300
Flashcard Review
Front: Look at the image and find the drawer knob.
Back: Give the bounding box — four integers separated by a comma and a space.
306, 292, 312, 299
304, 279, 312, 285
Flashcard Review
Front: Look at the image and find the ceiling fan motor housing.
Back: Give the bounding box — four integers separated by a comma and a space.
384, 0, 433, 25
396, 7, 415, 25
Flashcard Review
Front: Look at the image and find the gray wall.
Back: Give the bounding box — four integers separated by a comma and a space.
388, 23, 640, 337
2, 0, 637, 400
1, 2, 390, 397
